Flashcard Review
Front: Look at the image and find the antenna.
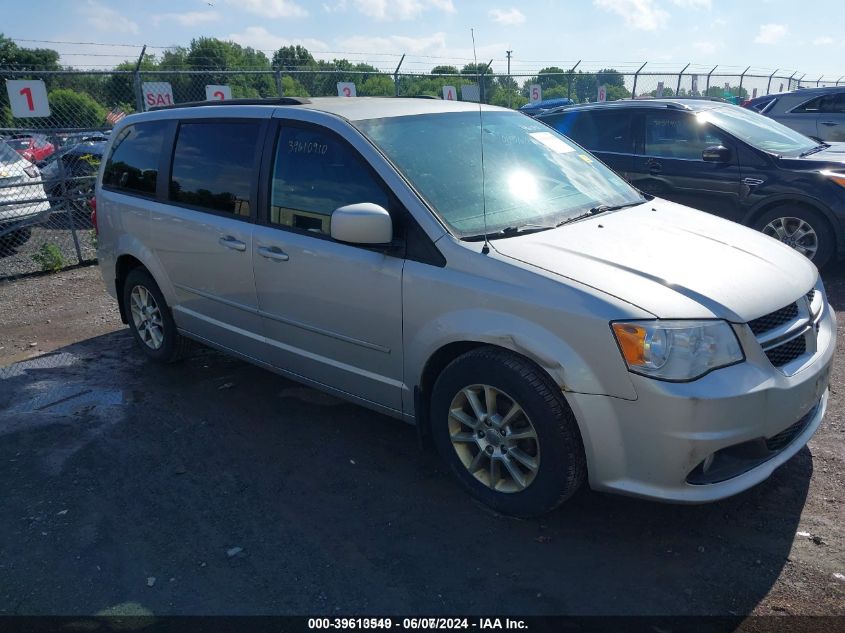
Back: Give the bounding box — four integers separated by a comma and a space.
471, 28, 490, 255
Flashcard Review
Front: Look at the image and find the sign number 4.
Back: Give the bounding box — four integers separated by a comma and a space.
5, 79, 51, 118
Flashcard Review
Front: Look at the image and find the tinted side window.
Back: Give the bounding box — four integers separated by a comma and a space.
103, 121, 168, 196
270, 126, 388, 236
644, 112, 726, 159
169, 121, 260, 217
819, 94, 845, 114
591, 112, 633, 153
793, 97, 824, 113
546, 112, 598, 148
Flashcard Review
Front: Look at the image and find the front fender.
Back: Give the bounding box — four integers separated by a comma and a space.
406, 308, 639, 403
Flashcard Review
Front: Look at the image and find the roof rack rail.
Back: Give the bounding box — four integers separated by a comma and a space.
149, 97, 311, 111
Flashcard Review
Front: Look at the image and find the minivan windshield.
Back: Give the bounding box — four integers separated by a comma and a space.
697, 105, 818, 156
0, 140, 23, 165
355, 111, 644, 237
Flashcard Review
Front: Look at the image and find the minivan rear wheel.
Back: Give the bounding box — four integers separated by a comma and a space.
430, 347, 586, 517
754, 204, 834, 268
123, 268, 191, 363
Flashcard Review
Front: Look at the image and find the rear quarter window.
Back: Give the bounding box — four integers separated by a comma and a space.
102, 121, 169, 197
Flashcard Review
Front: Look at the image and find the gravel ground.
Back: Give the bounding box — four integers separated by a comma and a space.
0, 263, 843, 616
0, 219, 96, 279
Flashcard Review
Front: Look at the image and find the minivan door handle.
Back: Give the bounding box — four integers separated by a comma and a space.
257, 246, 290, 262
820, 121, 838, 127
218, 236, 246, 252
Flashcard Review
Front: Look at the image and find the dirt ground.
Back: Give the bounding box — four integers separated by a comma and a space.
0, 263, 843, 616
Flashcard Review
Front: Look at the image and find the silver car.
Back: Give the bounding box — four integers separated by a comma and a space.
0, 139, 50, 249
95, 98, 836, 516
749, 86, 845, 142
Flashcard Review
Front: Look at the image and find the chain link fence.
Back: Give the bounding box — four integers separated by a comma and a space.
1, 65, 841, 279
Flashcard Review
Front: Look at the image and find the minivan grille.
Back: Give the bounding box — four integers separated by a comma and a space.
765, 336, 806, 367
748, 302, 798, 336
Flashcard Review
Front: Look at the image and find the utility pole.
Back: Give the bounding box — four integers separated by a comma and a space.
506, 50, 513, 108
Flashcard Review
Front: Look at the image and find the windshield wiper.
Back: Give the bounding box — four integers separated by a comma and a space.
799, 144, 828, 158
463, 223, 553, 241
555, 200, 644, 228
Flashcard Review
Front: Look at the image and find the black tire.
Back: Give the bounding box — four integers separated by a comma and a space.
430, 346, 586, 517
122, 267, 191, 363
753, 204, 835, 268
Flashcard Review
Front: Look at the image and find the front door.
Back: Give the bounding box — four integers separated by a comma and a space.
252, 121, 404, 412
628, 110, 743, 221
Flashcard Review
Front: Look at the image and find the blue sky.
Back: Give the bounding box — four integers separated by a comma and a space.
5, 0, 845, 77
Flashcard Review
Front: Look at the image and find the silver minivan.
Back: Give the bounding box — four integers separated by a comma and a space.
95, 97, 835, 516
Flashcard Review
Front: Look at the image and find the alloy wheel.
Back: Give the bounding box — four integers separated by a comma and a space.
448, 384, 540, 493
762, 216, 819, 260
129, 285, 164, 350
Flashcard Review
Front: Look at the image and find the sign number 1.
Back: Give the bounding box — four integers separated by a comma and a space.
19, 87, 34, 111
5, 79, 50, 117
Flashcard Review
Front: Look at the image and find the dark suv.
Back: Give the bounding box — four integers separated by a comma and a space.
536, 99, 845, 267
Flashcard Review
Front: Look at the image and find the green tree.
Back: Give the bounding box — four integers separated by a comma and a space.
45, 89, 106, 127
359, 74, 395, 96
272, 45, 315, 72
431, 65, 459, 75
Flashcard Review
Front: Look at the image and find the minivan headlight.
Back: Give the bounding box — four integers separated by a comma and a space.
611, 320, 744, 381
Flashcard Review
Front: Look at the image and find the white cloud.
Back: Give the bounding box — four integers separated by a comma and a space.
812, 35, 834, 46
351, 0, 455, 21
337, 32, 448, 56
323, 0, 347, 12
489, 8, 526, 25
692, 39, 723, 55
80, 0, 139, 34
670, 0, 711, 8
229, 0, 309, 19
227, 27, 328, 53
593, 0, 669, 31
753, 23, 788, 44
152, 11, 221, 27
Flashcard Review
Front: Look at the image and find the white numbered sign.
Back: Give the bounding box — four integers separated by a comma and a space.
442, 85, 457, 101
205, 85, 232, 101
597, 84, 607, 102
337, 82, 356, 97
656, 81, 665, 98
529, 84, 542, 104
6, 80, 50, 118
142, 82, 174, 110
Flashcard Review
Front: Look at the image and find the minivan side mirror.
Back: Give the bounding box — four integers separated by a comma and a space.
702, 145, 731, 163
330, 203, 393, 245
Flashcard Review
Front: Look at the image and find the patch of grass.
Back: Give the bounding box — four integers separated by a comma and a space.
31, 242, 66, 273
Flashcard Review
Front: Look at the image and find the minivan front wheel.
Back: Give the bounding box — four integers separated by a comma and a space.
755, 205, 833, 267
123, 268, 191, 363
430, 347, 586, 516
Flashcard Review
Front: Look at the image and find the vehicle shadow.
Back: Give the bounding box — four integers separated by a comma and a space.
821, 261, 845, 312
0, 330, 812, 616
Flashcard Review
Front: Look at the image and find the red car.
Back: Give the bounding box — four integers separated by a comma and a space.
6, 135, 55, 163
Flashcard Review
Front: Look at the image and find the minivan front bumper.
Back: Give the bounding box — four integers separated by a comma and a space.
566, 302, 836, 503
